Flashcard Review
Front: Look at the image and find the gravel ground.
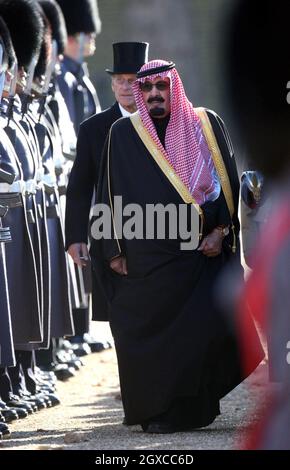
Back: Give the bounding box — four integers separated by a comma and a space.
0, 323, 268, 451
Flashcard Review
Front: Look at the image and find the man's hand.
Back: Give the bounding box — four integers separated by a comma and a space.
68, 243, 89, 266
197, 228, 223, 257
110, 256, 128, 275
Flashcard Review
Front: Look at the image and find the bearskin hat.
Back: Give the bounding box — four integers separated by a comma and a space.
56, 0, 101, 36
0, 0, 44, 69
0, 15, 16, 70
34, 5, 52, 79
38, 0, 67, 55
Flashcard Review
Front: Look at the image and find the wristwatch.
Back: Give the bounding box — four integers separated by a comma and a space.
214, 225, 230, 238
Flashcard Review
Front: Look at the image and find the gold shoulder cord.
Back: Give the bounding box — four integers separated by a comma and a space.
107, 123, 122, 254
195, 107, 236, 253
130, 112, 204, 239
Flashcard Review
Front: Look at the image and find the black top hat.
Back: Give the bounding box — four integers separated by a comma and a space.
106, 42, 149, 75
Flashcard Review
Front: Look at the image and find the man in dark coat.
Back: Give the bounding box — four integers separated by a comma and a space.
57, 0, 103, 343
65, 42, 149, 321
56, 0, 102, 133
93, 59, 264, 433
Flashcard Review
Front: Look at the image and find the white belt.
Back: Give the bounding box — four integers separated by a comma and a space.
0, 179, 44, 195
42, 173, 57, 188
0, 180, 26, 194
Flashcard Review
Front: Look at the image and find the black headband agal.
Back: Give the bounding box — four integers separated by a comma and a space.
136, 61, 175, 79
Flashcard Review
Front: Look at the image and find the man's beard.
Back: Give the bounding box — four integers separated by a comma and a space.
149, 107, 166, 117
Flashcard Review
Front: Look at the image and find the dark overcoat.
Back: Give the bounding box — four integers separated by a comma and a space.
65, 102, 122, 321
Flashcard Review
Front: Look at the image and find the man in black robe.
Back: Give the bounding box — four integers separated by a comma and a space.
65, 42, 149, 321
94, 60, 264, 433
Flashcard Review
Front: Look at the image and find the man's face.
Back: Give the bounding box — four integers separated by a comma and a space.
31, 75, 45, 99
140, 76, 170, 118
83, 33, 96, 57
66, 33, 96, 61
3, 70, 13, 97
111, 74, 136, 112
16, 67, 27, 94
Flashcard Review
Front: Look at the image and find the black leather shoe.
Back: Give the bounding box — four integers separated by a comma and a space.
44, 393, 60, 407
41, 363, 76, 381
0, 407, 18, 423
70, 342, 91, 357
8, 407, 28, 419
54, 365, 76, 381
17, 390, 46, 406
0, 422, 11, 438
141, 422, 177, 434
83, 334, 112, 353
5, 394, 35, 413
142, 419, 213, 433
88, 341, 108, 353
54, 349, 80, 370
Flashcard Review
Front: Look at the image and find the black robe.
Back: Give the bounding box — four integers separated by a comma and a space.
94, 109, 264, 427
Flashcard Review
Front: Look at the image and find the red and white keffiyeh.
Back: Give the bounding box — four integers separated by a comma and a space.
132, 60, 220, 205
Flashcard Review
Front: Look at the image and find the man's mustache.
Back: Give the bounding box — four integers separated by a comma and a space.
147, 96, 164, 104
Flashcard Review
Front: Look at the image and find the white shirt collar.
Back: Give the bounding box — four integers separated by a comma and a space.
118, 103, 133, 117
